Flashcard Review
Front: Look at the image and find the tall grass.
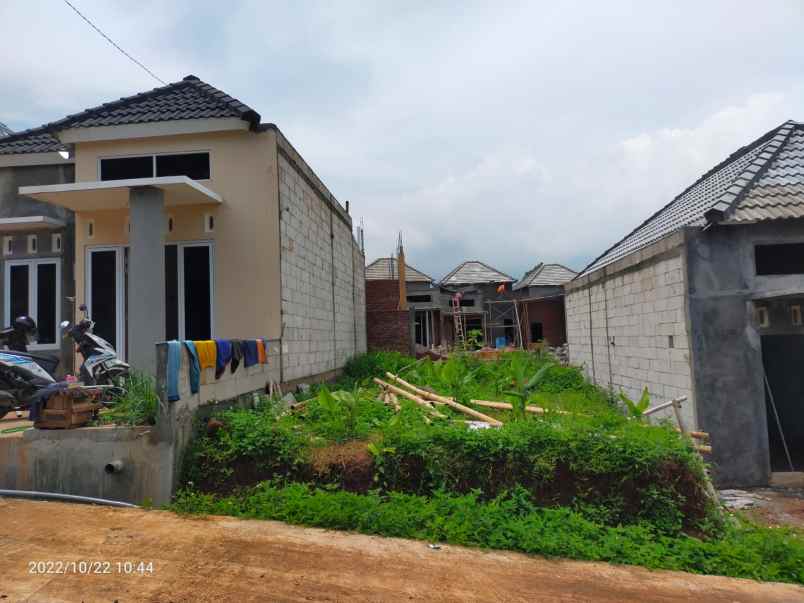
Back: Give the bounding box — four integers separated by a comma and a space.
100, 371, 158, 426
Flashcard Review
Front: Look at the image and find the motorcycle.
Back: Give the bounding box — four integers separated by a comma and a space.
60, 304, 130, 387
0, 315, 111, 421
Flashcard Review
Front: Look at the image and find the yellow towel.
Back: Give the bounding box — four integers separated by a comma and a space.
257, 339, 267, 364
196, 340, 217, 370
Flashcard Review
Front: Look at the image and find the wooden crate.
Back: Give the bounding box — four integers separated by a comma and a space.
35, 392, 102, 430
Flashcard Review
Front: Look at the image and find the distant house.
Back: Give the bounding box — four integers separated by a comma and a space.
365, 257, 441, 352
513, 263, 576, 346
439, 260, 515, 344
565, 120, 804, 487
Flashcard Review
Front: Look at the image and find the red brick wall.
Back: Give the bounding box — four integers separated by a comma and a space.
366, 280, 401, 312
522, 298, 567, 346
367, 310, 412, 354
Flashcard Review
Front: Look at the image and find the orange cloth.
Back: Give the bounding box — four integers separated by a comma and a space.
195, 340, 217, 370
256, 338, 267, 364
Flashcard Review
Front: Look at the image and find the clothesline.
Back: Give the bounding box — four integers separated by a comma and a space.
166, 338, 270, 402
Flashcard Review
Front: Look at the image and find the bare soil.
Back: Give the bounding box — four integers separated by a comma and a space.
1, 498, 803, 602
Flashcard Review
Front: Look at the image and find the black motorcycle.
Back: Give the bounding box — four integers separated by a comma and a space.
0, 315, 101, 420
60, 304, 130, 387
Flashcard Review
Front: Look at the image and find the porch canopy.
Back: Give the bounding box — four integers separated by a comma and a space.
18, 176, 221, 211
0, 216, 65, 232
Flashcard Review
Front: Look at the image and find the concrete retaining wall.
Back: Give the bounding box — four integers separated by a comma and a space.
0, 426, 172, 504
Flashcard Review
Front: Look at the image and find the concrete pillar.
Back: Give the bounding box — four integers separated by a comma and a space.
128, 187, 165, 374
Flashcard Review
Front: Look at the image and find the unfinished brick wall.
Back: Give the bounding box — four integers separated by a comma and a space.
566, 242, 696, 428
365, 279, 413, 354
278, 153, 365, 381
522, 298, 566, 345
367, 310, 412, 355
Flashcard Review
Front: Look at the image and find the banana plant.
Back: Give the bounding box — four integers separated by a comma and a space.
503, 361, 553, 421
619, 387, 651, 421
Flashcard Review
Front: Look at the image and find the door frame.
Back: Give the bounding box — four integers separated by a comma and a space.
85, 245, 126, 360
3, 257, 62, 351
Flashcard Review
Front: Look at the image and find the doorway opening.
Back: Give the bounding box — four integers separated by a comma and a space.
761, 334, 804, 471
86, 247, 126, 358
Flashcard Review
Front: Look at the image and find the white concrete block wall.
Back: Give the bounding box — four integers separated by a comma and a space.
566, 251, 696, 428
278, 154, 366, 381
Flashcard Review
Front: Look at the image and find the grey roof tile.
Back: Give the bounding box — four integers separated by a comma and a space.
0, 75, 260, 154
578, 121, 794, 278
440, 261, 514, 285
0, 122, 12, 138
366, 257, 433, 282
514, 263, 577, 290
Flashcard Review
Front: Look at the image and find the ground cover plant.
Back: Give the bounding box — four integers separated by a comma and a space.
174, 350, 804, 584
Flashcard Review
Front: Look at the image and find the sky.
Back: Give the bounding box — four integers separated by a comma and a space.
2, 1, 803, 280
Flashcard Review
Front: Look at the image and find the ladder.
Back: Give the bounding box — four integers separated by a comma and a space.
452, 293, 466, 348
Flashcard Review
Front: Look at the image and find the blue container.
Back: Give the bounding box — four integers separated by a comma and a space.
495, 336, 507, 349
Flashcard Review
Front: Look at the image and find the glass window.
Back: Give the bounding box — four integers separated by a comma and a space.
100, 156, 154, 181
4, 260, 60, 347
157, 153, 210, 180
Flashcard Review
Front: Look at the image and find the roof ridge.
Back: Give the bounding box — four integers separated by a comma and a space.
706, 121, 798, 224
575, 120, 789, 279
0, 75, 261, 144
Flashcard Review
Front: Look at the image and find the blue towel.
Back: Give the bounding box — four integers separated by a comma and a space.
167, 340, 181, 402
243, 339, 258, 367
215, 339, 232, 379
183, 340, 200, 395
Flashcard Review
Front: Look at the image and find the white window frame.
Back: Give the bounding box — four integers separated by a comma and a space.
171, 240, 215, 340
4, 258, 62, 350
85, 246, 126, 360
97, 150, 212, 181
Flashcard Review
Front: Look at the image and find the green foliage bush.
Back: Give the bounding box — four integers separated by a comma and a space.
341, 351, 416, 385
373, 415, 715, 534
100, 371, 159, 426
172, 482, 804, 586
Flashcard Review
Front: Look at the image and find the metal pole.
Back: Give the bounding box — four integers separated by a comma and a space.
763, 371, 795, 472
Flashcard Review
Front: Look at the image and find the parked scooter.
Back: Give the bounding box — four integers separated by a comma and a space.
60, 304, 129, 387
0, 315, 108, 421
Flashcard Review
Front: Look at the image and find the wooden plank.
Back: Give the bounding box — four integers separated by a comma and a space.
373, 378, 446, 418
383, 373, 503, 426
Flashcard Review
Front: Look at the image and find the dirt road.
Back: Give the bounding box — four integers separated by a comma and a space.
0, 498, 801, 602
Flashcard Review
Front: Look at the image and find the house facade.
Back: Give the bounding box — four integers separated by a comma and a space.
565, 120, 804, 487
512, 262, 576, 347
365, 257, 440, 353
6, 75, 366, 383
0, 127, 75, 373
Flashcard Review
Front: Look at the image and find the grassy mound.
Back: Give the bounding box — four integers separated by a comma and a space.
173, 351, 804, 583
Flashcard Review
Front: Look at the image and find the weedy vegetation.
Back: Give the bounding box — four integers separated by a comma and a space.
171, 350, 804, 585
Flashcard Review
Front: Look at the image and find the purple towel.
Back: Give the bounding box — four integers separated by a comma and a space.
215, 339, 232, 379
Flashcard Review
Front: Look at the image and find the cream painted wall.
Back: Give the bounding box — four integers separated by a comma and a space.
71, 129, 282, 342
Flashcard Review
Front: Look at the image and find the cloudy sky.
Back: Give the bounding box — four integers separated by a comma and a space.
2, 1, 803, 280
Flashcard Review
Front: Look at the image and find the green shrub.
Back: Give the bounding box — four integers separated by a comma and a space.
171, 483, 804, 585
100, 371, 158, 426
341, 351, 416, 384
373, 416, 716, 534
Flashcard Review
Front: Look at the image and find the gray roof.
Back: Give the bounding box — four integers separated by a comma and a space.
514, 263, 577, 290
366, 257, 433, 282
0, 122, 12, 138
578, 121, 790, 278
0, 75, 260, 155
440, 260, 514, 285
721, 122, 804, 223
0, 130, 64, 155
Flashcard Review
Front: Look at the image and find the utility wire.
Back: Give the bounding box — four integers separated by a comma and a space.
62, 0, 167, 85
